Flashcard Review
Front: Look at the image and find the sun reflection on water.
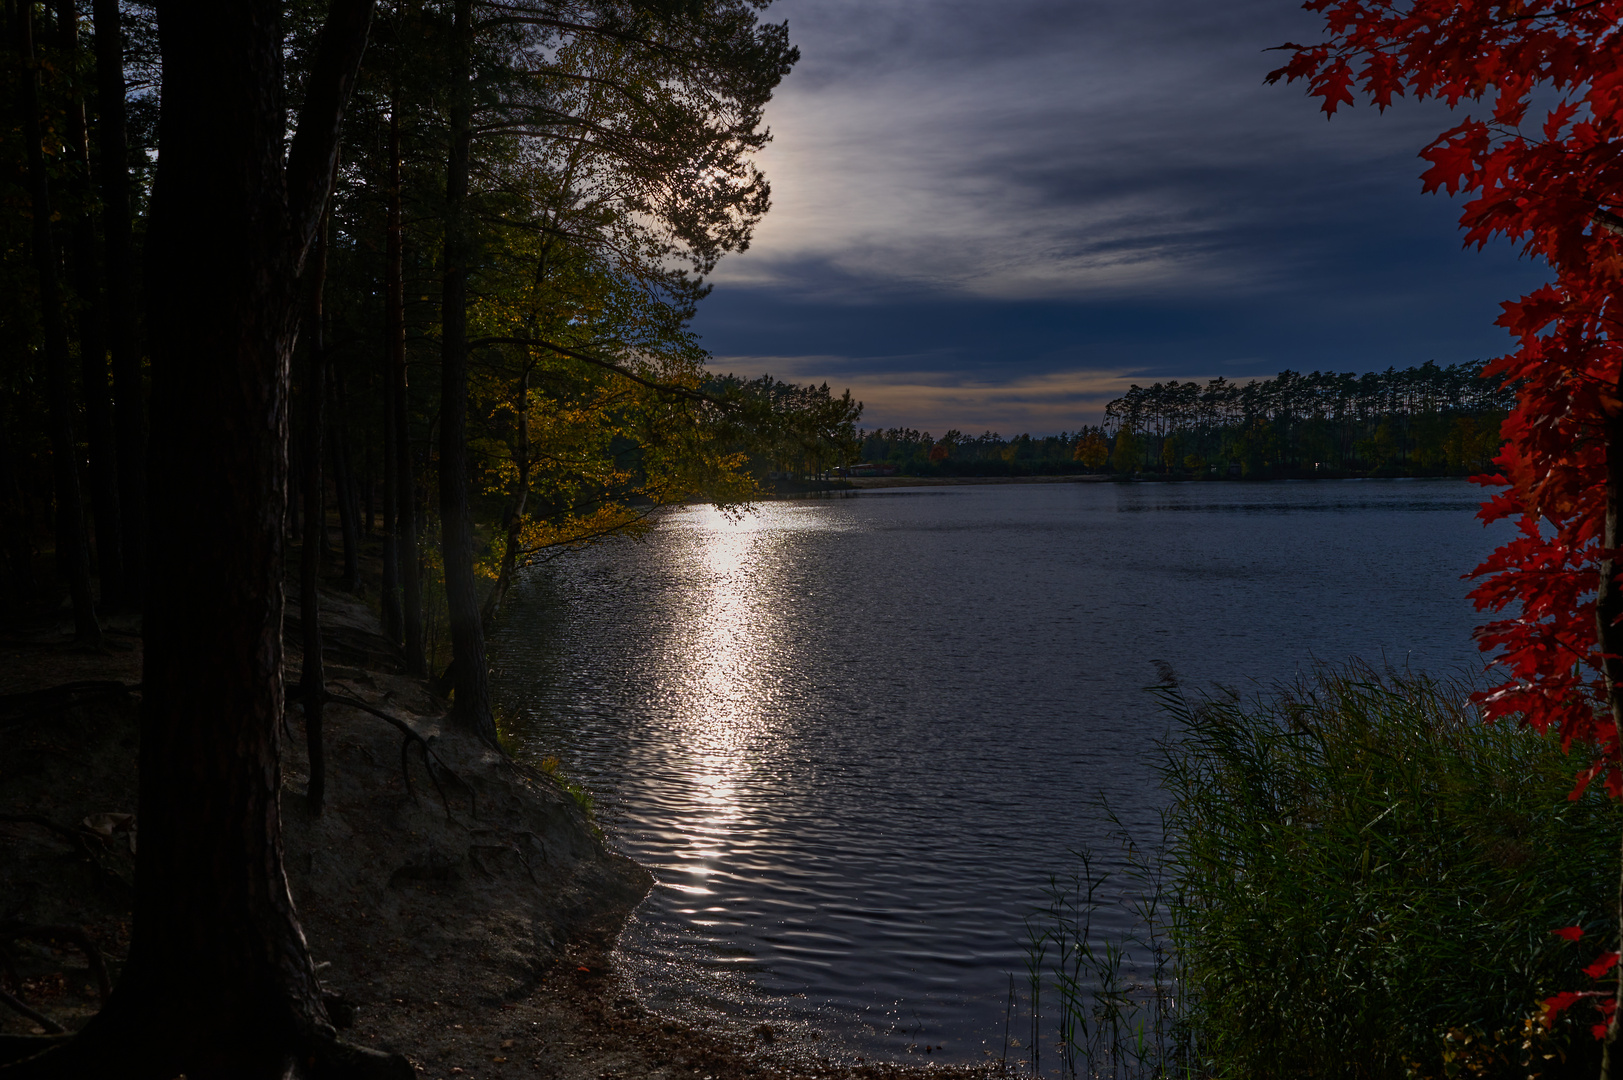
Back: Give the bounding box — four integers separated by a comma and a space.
661, 505, 797, 899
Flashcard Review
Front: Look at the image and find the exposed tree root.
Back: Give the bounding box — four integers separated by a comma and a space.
0, 1028, 413, 1078
285, 685, 476, 818
0, 1034, 68, 1067
0, 682, 139, 729
312, 689, 477, 819
0, 988, 61, 1035
0, 924, 111, 1001
0, 815, 130, 890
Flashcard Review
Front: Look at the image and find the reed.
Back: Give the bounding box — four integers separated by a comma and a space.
1010, 664, 1620, 1079
1161, 664, 1619, 1079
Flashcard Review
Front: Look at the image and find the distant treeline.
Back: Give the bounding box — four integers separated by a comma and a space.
707, 375, 863, 483
854, 361, 1512, 479
856, 428, 1101, 477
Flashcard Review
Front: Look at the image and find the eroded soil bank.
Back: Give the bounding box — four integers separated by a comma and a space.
0, 583, 990, 1080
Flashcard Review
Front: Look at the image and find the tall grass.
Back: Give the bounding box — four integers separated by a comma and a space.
1161, 664, 1620, 1080
1015, 841, 1183, 1080
1009, 665, 1621, 1079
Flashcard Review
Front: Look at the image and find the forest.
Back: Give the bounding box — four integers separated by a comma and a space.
0, 0, 862, 683
854, 360, 1510, 479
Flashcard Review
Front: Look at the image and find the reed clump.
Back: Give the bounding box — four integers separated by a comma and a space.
1162, 664, 1620, 1080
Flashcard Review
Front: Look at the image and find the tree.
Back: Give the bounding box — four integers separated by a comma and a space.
13, 0, 99, 646
1111, 429, 1141, 474
1272, 0, 1623, 1064
0, 0, 407, 1073
1074, 432, 1109, 471
425, 0, 797, 742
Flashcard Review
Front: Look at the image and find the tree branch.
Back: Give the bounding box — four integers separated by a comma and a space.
466, 335, 727, 405
286, 0, 376, 264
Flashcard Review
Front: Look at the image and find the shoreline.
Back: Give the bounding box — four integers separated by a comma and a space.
845, 474, 1109, 488
0, 552, 992, 1080
844, 473, 1477, 489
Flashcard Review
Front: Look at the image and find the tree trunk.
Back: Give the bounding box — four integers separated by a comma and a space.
387, 91, 426, 676
0, 0, 407, 1073
301, 211, 331, 818
330, 359, 363, 593
91, 0, 145, 607
1599, 385, 1623, 1080
439, 0, 496, 744
57, 0, 123, 609
480, 368, 529, 633
381, 339, 403, 641
0, 437, 39, 609
16, 0, 99, 648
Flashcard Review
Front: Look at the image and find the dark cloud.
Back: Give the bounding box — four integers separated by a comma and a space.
696, 0, 1552, 432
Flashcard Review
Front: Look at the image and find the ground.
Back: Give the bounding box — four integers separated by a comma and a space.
0, 556, 992, 1080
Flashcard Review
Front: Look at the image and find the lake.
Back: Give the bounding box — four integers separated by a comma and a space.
490, 478, 1508, 1064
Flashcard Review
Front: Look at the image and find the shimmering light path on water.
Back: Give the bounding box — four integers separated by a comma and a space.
490, 479, 1506, 1063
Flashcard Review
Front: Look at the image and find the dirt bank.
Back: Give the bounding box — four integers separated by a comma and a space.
0, 579, 991, 1080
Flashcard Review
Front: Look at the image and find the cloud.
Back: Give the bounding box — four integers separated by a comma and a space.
720, 0, 1471, 301
691, 0, 1555, 434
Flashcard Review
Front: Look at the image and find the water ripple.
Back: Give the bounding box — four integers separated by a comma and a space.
492, 480, 1506, 1063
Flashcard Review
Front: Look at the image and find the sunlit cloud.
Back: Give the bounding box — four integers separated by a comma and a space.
713, 0, 1463, 301
693, 0, 1550, 434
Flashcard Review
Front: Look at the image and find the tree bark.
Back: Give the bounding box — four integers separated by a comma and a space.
301, 211, 331, 817
16, 0, 99, 648
330, 359, 363, 593
387, 91, 426, 675
0, 0, 407, 1073
381, 338, 403, 641
57, 0, 123, 609
439, 0, 496, 744
480, 368, 530, 633
1598, 385, 1623, 1080
91, 0, 145, 607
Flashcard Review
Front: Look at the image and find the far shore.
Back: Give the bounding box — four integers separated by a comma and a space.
843, 473, 1477, 489
846, 473, 1110, 488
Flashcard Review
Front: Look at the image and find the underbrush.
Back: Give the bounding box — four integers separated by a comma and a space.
1015, 665, 1621, 1080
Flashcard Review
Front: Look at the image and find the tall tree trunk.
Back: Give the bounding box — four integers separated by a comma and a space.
387, 91, 425, 675
301, 210, 331, 818
1600, 387, 1623, 1080
289, 407, 303, 538
381, 341, 403, 640
330, 359, 363, 593
481, 368, 529, 632
0, 0, 408, 1072
16, 0, 99, 648
0, 437, 39, 609
439, 0, 496, 743
91, 0, 145, 606
57, 0, 123, 608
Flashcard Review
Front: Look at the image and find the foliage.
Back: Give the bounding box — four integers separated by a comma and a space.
1103, 363, 1510, 478
1161, 666, 1619, 1080
1271, 0, 1623, 798
708, 373, 863, 481
538, 753, 597, 824
1273, 0, 1623, 1041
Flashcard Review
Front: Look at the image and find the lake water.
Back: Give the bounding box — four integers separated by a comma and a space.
490, 479, 1507, 1064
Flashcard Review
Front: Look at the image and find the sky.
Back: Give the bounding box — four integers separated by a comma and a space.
688, 0, 1554, 435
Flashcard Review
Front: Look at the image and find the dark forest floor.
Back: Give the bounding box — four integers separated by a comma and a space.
0, 541, 995, 1080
